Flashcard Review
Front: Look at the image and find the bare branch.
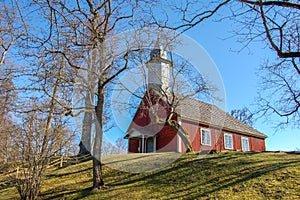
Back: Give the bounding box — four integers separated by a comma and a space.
239, 0, 300, 10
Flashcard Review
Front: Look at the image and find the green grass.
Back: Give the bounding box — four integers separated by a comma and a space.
0, 152, 299, 199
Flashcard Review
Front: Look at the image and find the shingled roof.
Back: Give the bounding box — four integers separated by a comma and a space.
176, 98, 267, 139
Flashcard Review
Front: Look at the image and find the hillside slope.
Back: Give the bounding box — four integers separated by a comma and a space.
0, 152, 299, 199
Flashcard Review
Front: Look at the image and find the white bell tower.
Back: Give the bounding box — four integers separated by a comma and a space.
146, 38, 172, 92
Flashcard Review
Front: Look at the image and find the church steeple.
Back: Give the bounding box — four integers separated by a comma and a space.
147, 37, 171, 92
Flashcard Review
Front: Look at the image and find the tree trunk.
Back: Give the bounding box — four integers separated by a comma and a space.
92, 157, 104, 189
150, 106, 193, 152
92, 85, 105, 189
79, 93, 93, 155
168, 120, 193, 152
79, 58, 97, 155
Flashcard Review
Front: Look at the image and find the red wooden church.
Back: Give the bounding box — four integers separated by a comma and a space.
125, 41, 267, 153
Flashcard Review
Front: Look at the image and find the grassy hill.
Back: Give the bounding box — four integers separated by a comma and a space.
0, 152, 299, 199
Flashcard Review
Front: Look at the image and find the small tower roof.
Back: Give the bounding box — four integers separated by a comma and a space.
150, 36, 167, 60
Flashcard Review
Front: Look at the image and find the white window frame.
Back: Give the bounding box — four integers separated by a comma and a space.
201, 128, 211, 146
224, 133, 233, 150
241, 137, 250, 152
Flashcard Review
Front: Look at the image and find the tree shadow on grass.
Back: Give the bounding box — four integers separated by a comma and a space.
108, 153, 241, 186
46, 166, 92, 178
40, 153, 300, 199
40, 180, 92, 200
171, 160, 300, 199
105, 153, 300, 199
42, 187, 92, 200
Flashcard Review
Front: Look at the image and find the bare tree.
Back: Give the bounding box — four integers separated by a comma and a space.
101, 137, 127, 156
230, 107, 254, 126
229, 1, 300, 127
13, 103, 75, 200
101, 140, 117, 156
256, 59, 299, 128
115, 137, 127, 154
32, 0, 158, 190
0, 0, 25, 162
15, 58, 73, 199
0, 0, 26, 67
150, 1, 230, 33
0, 108, 18, 164
2, 25, 77, 198
0, 69, 17, 163
234, 0, 300, 59
165, 0, 299, 60
153, 0, 300, 127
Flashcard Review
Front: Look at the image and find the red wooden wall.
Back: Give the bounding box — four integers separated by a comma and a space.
179, 119, 266, 152
156, 126, 177, 152
128, 121, 266, 153
128, 138, 140, 153
127, 91, 266, 153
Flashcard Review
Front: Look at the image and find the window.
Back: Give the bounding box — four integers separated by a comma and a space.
201, 129, 211, 146
224, 133, 233, 149
241, 137, 249, 151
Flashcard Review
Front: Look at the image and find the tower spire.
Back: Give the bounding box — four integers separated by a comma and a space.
154, 34, 161, 48
150, 35, 167, 60
147, 36, 171, 91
